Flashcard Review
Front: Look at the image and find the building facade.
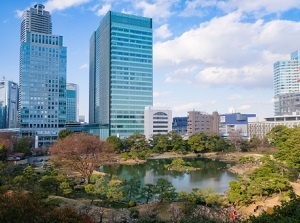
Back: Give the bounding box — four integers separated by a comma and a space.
274, 51, 300, 115
89, 11, 153, 138
172, 117, 188, 135
0, 80, 18, 128
187, 111, 219, 136
144, 106, 172, 139
219, 113, 256, 139
19, 4, 67, 148
248, 115, 300, 139
66, 83, 79, 123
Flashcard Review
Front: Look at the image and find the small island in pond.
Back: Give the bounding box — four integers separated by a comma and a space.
164, 158, 201, 172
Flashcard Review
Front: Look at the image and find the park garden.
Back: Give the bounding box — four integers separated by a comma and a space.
0, 126, 300, 222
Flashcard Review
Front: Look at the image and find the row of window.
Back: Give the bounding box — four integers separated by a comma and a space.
111, 27, 152, 36
31, 33, 60, 45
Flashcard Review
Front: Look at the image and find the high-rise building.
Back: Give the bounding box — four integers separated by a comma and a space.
89, 11, 153, 138
0, 80, 18, 129
66, 83, 79, 123
274, 51, 300, 115
21, 4, 52, 42
19, 4, 67, 148
144, 106, 172, 139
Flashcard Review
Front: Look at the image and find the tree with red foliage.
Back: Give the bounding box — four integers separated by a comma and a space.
49, 133, 113, 184
0, 191, 93, 223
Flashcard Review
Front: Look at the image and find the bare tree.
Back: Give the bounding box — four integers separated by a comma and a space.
228, 129, 243, 152
49, 133, 113, 184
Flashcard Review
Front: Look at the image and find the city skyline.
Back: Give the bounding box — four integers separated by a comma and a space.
1, 1, 300, 121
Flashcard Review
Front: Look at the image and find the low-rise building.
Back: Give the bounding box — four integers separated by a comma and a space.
172, 117, 188, 135
248, 114, 300, 139
219, 113, 256, 139
144, 106, 172, 139
187, 111, 219, 136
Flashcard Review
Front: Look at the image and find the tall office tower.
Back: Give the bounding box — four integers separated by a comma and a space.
0, 80, 18, 129
89, 11, 153, 138
19, 4, 67, 148
66, 83, 79, 123
20, 4, 52, 42
274, 50, 300, 115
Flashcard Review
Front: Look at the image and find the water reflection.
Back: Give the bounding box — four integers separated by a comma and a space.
100, 158, 237, 194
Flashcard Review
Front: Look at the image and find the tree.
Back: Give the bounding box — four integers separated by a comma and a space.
188, 133, 209, 152
15, 137, 32, 155
39, 173, 68, 195
58, 129, 74, 140
0, 132, 17, 153
272, 127, 300, 170
84, 174, 106, 205
140, 183, 155, 204
49, 133, 113, 184
228, 129, 244, 152
0, 145, 7, 161
150, 134, 171, 153
266, 125, 289, 147
178, 191, 196, 214
106, 175, 124, 203
13, 166, 38, 191
106, 135, 123, 152
123, 133, 150, 159
154, 178, 177, 203
0, 191, 94, 223
168, 131, 188, 153
123, 176, 141, 202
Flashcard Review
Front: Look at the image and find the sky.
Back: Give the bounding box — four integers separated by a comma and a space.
1, 0, 300, 122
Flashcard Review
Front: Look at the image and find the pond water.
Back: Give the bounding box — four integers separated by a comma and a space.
100, 158, 237, 194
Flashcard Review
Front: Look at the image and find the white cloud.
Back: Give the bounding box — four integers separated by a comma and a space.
15, 9, 25, 18
96, 4, 111, 16
43, 0, 91, 12
135, 0, 174, 22
165, 66, 197, 84
180, 0, 217, 17
237, 104, 251, 110
154, 24, 172, 39
180, 0, 300, 18
219, 0, 300, 15
153, 91, 170, 98
173, 102, 204, 114
154, 12, 300, 89
227, 94, 242, 100
79, 63, 88, 69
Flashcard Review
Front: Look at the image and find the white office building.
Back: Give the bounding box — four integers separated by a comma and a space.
144, 106, 172, 139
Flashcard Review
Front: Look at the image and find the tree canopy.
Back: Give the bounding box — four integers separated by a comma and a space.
49, 133, 113, 184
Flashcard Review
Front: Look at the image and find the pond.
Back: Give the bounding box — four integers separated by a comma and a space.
100, 158, 237, 194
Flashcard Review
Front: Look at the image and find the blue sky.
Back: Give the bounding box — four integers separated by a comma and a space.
1, 0, 300, 121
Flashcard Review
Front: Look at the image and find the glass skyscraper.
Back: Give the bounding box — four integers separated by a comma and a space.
274, 50, 300, 115
66, 83, 79, 123
89, 11, 153, 138
19, 4, 67, 147
0, 80, 18, 129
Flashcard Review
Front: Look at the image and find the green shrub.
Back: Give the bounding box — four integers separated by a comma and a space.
128, 200, 136, 207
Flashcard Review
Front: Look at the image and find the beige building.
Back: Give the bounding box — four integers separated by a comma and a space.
248, 114, 300, 139
187, 111, 219, 136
